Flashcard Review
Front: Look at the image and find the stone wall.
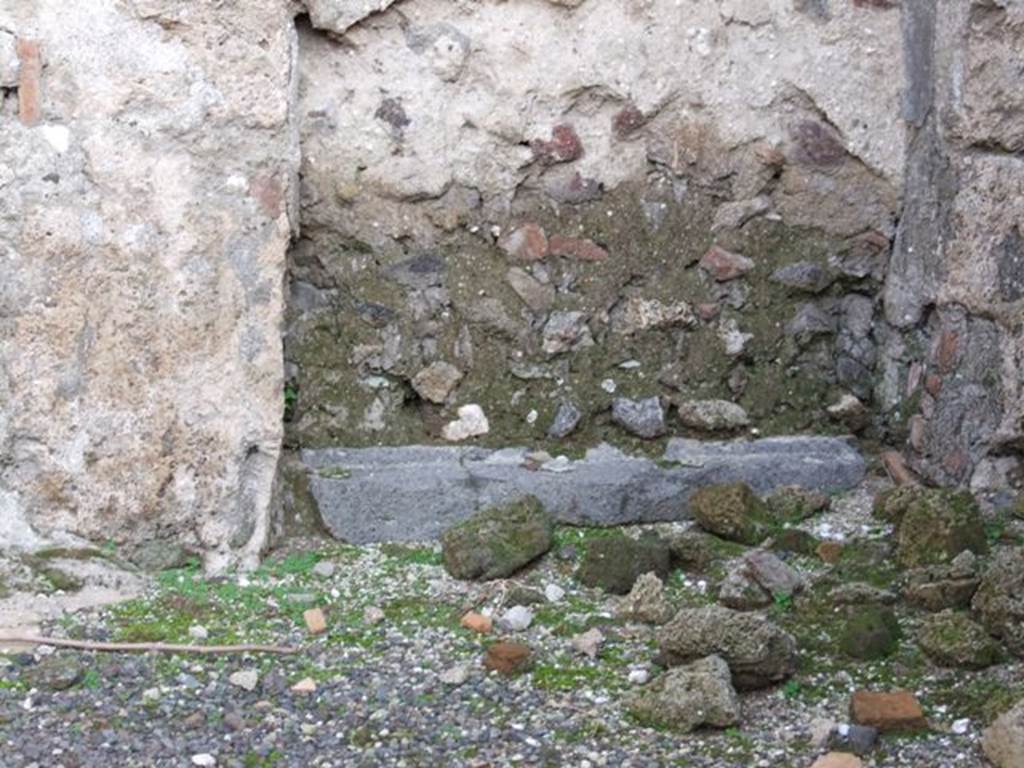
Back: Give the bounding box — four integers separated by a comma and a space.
0, 0, 1021, 569
882, 0, 1023, 492
284, 0, 905, 454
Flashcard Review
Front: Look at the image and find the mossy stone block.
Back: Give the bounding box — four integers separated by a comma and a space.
840, 604, 902, 660
441, 496, 554, 581
895, 489, 988, 568
576, 532, 672, 594
689, 482, 770, 546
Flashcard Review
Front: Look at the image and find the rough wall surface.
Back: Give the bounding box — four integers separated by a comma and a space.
0, 0, 296, 571
884, 0, 1023, 491
0, 0, 1021, 567
285, 0, 906, 454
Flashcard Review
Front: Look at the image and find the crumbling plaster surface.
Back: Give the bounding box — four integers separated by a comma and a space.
0, 0, 297, 572
298, 0, 907, 228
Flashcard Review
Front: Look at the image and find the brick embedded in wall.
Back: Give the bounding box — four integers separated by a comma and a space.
15, 38, 41, 126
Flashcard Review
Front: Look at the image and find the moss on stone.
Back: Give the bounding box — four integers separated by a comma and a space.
769, 528, 820, 557
895, 489, 988, 568
839, 604, 902, 660
916, 610, 1001, 669
689, 482, 770, 545
40, 567, 84, 593
872, 485, 924, 524
575, 531, 672, 594
275, 453, 331, 542
32, 547, 106, 562
286, 179, 862, 451
1012, 494, 1024, 521
829, 539, 900, 590
441, 496, 554, 581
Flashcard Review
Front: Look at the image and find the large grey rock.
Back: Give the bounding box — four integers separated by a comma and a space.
658, 605, 798, 690
547, 402, 582, 440
304, 437, 865, 543
627, 655, 739, 733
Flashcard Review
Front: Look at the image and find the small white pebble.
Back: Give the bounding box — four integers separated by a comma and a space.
544, 584, 565, 603
498, 605, 534, 632
191, 755, 216, 768
439, 664, 470, 686
628, 669, 650, 685
952, 718, 970, 735
312, 561, 336, 578
188, 625, 209, 641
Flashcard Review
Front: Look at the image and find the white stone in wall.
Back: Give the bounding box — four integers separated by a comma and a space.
442, 405, 490, 442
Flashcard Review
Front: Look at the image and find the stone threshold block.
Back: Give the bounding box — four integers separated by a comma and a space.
302, 436, 865, 544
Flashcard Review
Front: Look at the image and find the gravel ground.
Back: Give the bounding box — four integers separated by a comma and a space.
0, 484, 1018, 768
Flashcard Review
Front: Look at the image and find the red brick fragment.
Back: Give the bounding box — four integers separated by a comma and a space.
531, 124, 583, 164
16, 38, 42, 127
548, 235, 608, 262
612, 103, 645, 139
935, 328, 959, 373
881, 450, 918, 486
499, 223, 548, 262
699, 245, 754, 281
850, 690, 928, 732
924, 373, 943, 398
484, 642, 531, 676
